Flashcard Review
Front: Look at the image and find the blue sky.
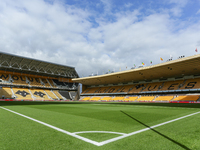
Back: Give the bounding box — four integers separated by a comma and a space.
0, 0, 200, 77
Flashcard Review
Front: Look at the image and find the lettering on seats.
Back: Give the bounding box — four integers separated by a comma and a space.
28, 77, 33, 82
35, 78, 40, 83
185, 82, 197, 89
0, 74, 9, 80
12, 75, 19, 80
168, 83, 179, 90
119, 87, 125, 92
42, 79, 47, 83
34, 91, 46, 97
20, 76, 26, 81
107, 88, 115, 93
95, 88, 109, 93
16, 90, 30, 97
136, 84, 144, 89
148, 85, 157, 91
94, 88, 101, 93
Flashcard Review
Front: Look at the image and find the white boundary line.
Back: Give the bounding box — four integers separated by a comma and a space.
0, 106, 200, 146
73, 131, 125, 135
0, 106, 99, 146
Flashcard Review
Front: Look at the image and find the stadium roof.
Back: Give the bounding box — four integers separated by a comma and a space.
73, 54, 200, 86
0, 52, 79, 78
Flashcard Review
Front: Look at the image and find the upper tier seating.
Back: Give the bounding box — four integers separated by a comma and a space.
82, 87, 99, 94
93, 86, 111, 93
104, 86, 123, 93
179, 78, 200, 90
0, 74, 11, 85
27, 77, 43, 87
160, 80, 184, 91
142, 82, 164, 92
48, 79, 57, 88
41, 78, 52, 88
0, 74, 10, 81
10, 75, 28, 86
128, 84, 147, 93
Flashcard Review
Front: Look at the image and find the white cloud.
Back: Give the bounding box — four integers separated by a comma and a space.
197, 9, 200, 14
0, 0, 200, 77
100, 0, 112, 14
167, 0, 188, 17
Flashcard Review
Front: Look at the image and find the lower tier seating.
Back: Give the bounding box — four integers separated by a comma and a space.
123, 96, 138, 101
137, 96, 155, 101
173, 95, 199, 101
80, 95, 200, 102
154, 96, 174, 101
0, 87, 73, 100
13, 88, 33, 100
0, 87, 13, 98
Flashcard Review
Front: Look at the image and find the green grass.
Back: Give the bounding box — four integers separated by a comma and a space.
0, 101, 200, 150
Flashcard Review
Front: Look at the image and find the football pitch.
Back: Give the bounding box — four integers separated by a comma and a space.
0, 101, 200, 150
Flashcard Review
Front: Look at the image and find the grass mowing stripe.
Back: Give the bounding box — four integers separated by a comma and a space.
0, 106, 100, 146
1, 106, 199, 147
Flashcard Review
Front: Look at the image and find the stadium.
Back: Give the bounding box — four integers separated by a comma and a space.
1, 51, 200, 149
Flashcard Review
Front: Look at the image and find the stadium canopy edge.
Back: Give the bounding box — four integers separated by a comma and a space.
0, 51, 79, 78
72, 54, 200, 86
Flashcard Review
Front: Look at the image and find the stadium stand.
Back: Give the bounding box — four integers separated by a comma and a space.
13, 88, 33, 100
128, 84, 147, 93
101, 97, 112, 101
73, 54, 200, 103
82, 97, 90, 101
0, 52, 79, 101
45, 90, 58, 100
123, 96, 138, 101
160, 80, 184, 91
154, 96, 174, 101
10, 74, 28, 86
53, 90, 64, 100
137, 96, 155, 101
111, 96, 125, 101
48, 79, 58, 88
59, 91, 71, 99
173, 95, 200, 101
179, 78, 200, 90
0, 87, 13, 98
90, 97, 102, 101
142, 82, 163, 92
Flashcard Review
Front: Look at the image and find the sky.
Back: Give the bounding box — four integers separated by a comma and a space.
0, 0, 200, 77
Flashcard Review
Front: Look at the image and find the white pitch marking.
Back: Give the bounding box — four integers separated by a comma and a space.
0, 106, 100, 146
73, 131, 126, 135
97, 111, 200, 146
1, 106, 200, 146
